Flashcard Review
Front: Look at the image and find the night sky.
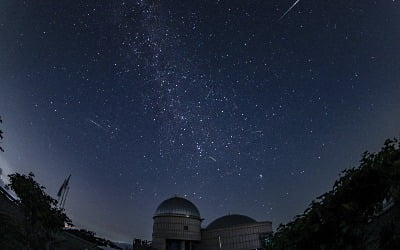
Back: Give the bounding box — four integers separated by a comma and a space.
1, 0, 400, 242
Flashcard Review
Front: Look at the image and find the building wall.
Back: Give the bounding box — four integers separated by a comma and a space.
199, 222, 272, 250
152, 215, 202, 250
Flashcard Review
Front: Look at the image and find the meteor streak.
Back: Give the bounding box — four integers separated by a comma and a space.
88, 119, 105, 130
279, 0, 300, 21
209, 156, 217, 162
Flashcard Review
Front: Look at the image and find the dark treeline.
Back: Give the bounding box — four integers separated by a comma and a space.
0, 172, 122, 249
266, 139, 400, 250
0, 172, 72, 249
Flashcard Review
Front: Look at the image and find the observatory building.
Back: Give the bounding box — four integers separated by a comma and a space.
152, 197, 272, 250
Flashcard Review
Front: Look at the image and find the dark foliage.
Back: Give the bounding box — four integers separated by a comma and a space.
267, 139, 400, 250
7, 172, 72, 249
0, 214, 26, 249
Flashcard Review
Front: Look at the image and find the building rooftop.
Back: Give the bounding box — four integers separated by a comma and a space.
206, 214, 257, 229
154, 196, 200, 219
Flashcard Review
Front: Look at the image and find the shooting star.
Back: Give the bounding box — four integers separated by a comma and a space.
205, 88, 213, 99
279, 0, 300, 21
209, 156, 217, 162
87, 119, 106, 130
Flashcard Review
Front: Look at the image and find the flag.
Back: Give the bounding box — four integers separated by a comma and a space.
57, 174, 71, 197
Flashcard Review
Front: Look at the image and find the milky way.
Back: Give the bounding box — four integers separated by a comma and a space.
0, 0, 400, 241
114, 1, 264, 183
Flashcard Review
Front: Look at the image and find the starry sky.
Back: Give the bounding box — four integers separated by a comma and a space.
1, 0, 400, 242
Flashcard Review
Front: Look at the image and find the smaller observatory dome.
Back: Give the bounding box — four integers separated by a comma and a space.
155, 196, 200, 218
207, 214, 256, 229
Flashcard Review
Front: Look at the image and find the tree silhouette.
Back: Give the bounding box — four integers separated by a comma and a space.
0, 213, 26, 249
7, 172, 72, 249
267, 139, 400, 250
